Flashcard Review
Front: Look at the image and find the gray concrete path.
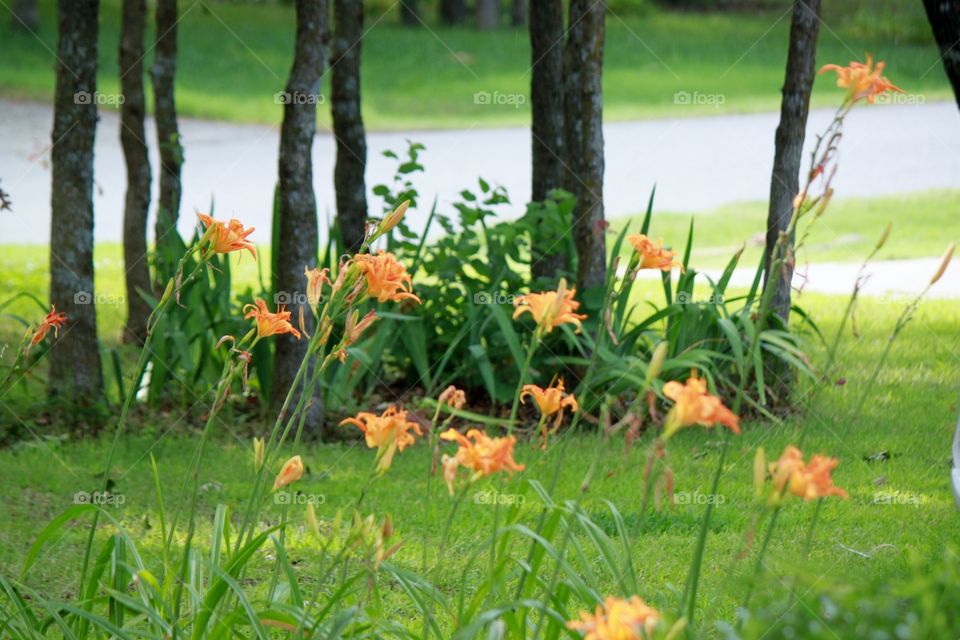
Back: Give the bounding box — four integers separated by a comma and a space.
1, 97, 959, 297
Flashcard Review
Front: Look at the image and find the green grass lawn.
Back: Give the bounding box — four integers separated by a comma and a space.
612, 189, 960, 269
1, 0, 951, 129
0, 289, 958, 633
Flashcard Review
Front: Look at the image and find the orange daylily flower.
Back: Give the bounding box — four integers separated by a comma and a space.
768, 446, 848, 502
273, 455, 304, 490
512, 278, 587, 335
567, 595, 661, 640
439, 428, 525, 494
662, 372, 740, 438
340, 405, 423, 473
819, 55, 902, 104
30, 305, 68, 348
197, 213, 257, 259
521, 379, 579, 448
243, 299, 301, 340
437, 385, 467, 410
627, 234, 683, 272
304, 266, 331, 307
353, 251, 420, 304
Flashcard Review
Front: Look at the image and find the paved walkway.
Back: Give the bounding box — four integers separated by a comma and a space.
1, 98, 959, 297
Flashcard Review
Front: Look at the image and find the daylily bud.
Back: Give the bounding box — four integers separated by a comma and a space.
874, 222, 892, 252
753, 447, 766, 499
306, 502, 320, 537
253, 437, 265, 471
929, 242, 955, 286
646, 341, 669, 385
273, 455, 304, 490
159, 278, 175, 306
378, 200, 410, 236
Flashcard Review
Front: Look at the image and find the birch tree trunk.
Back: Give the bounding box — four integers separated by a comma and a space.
119, 0, 152, 343
331, 0, 368, 252
922, 0, 960, 109
272, 0, 327, 434
151, 0, 183, 282
529, 0, 568, 279
563, 0, 606, 290
765, 0, 821, 323
48, 0, 103, 406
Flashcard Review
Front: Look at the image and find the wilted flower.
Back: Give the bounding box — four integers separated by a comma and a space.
768, 446, 848, 502
819, 55, 902, 104
273, 455, 304, 490
353, 251, 420, 304
567, 595, 660, 639
340, 406, 423, 473
332, 310, 378, 362
512, 278, 587, 335
437, 385, 467, 410
304, 266, 331, 307
30, 305, 68, 348
521, 379, 579, 448
439, 428, 525, 494
662, 372, 740, 439
198, 213, 257, 259
627, 234, 683, 272
243, 299, 301, 340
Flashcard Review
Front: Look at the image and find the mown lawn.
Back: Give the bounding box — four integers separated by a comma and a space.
0, 0, 951, 129
0, 281, 958, 633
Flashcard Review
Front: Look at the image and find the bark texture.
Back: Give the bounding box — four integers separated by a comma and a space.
49, 0, 103, 405
119, 0, 152, 343
151, 0, 183, 279
511, 0, 526, 26
563, 0, 606, 290
440, 0, 466, 25
529, 0, 567, 278
11, 0, 40, 31
477, 0, 499, 29
922, 0, 960, 109
765, 0, 821, 322
400, 0, 419, 26
272, 0, 326, 433
331, 0, 368, 253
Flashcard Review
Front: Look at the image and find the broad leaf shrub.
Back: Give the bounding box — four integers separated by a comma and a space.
3, 57, 958, 640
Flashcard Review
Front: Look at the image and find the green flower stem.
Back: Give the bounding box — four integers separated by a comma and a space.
739, 503, 782, 617
507, 335, 541, 433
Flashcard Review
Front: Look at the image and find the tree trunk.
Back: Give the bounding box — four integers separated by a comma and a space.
400, 0, 419, 26
922, 0, 960, 109
477, 0, 499, 29
48, 0, 103, 407
765, 0, 820, 323
440, 0, 466, 25
529, 0, 567, 279
272, 0, 326, 434
11, 0, 40, 31
151, 0, 183, 283
119, 0, 152, 344
511, 0, 526, 26
331, 0, 368, 253
563, 0, 606, 290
